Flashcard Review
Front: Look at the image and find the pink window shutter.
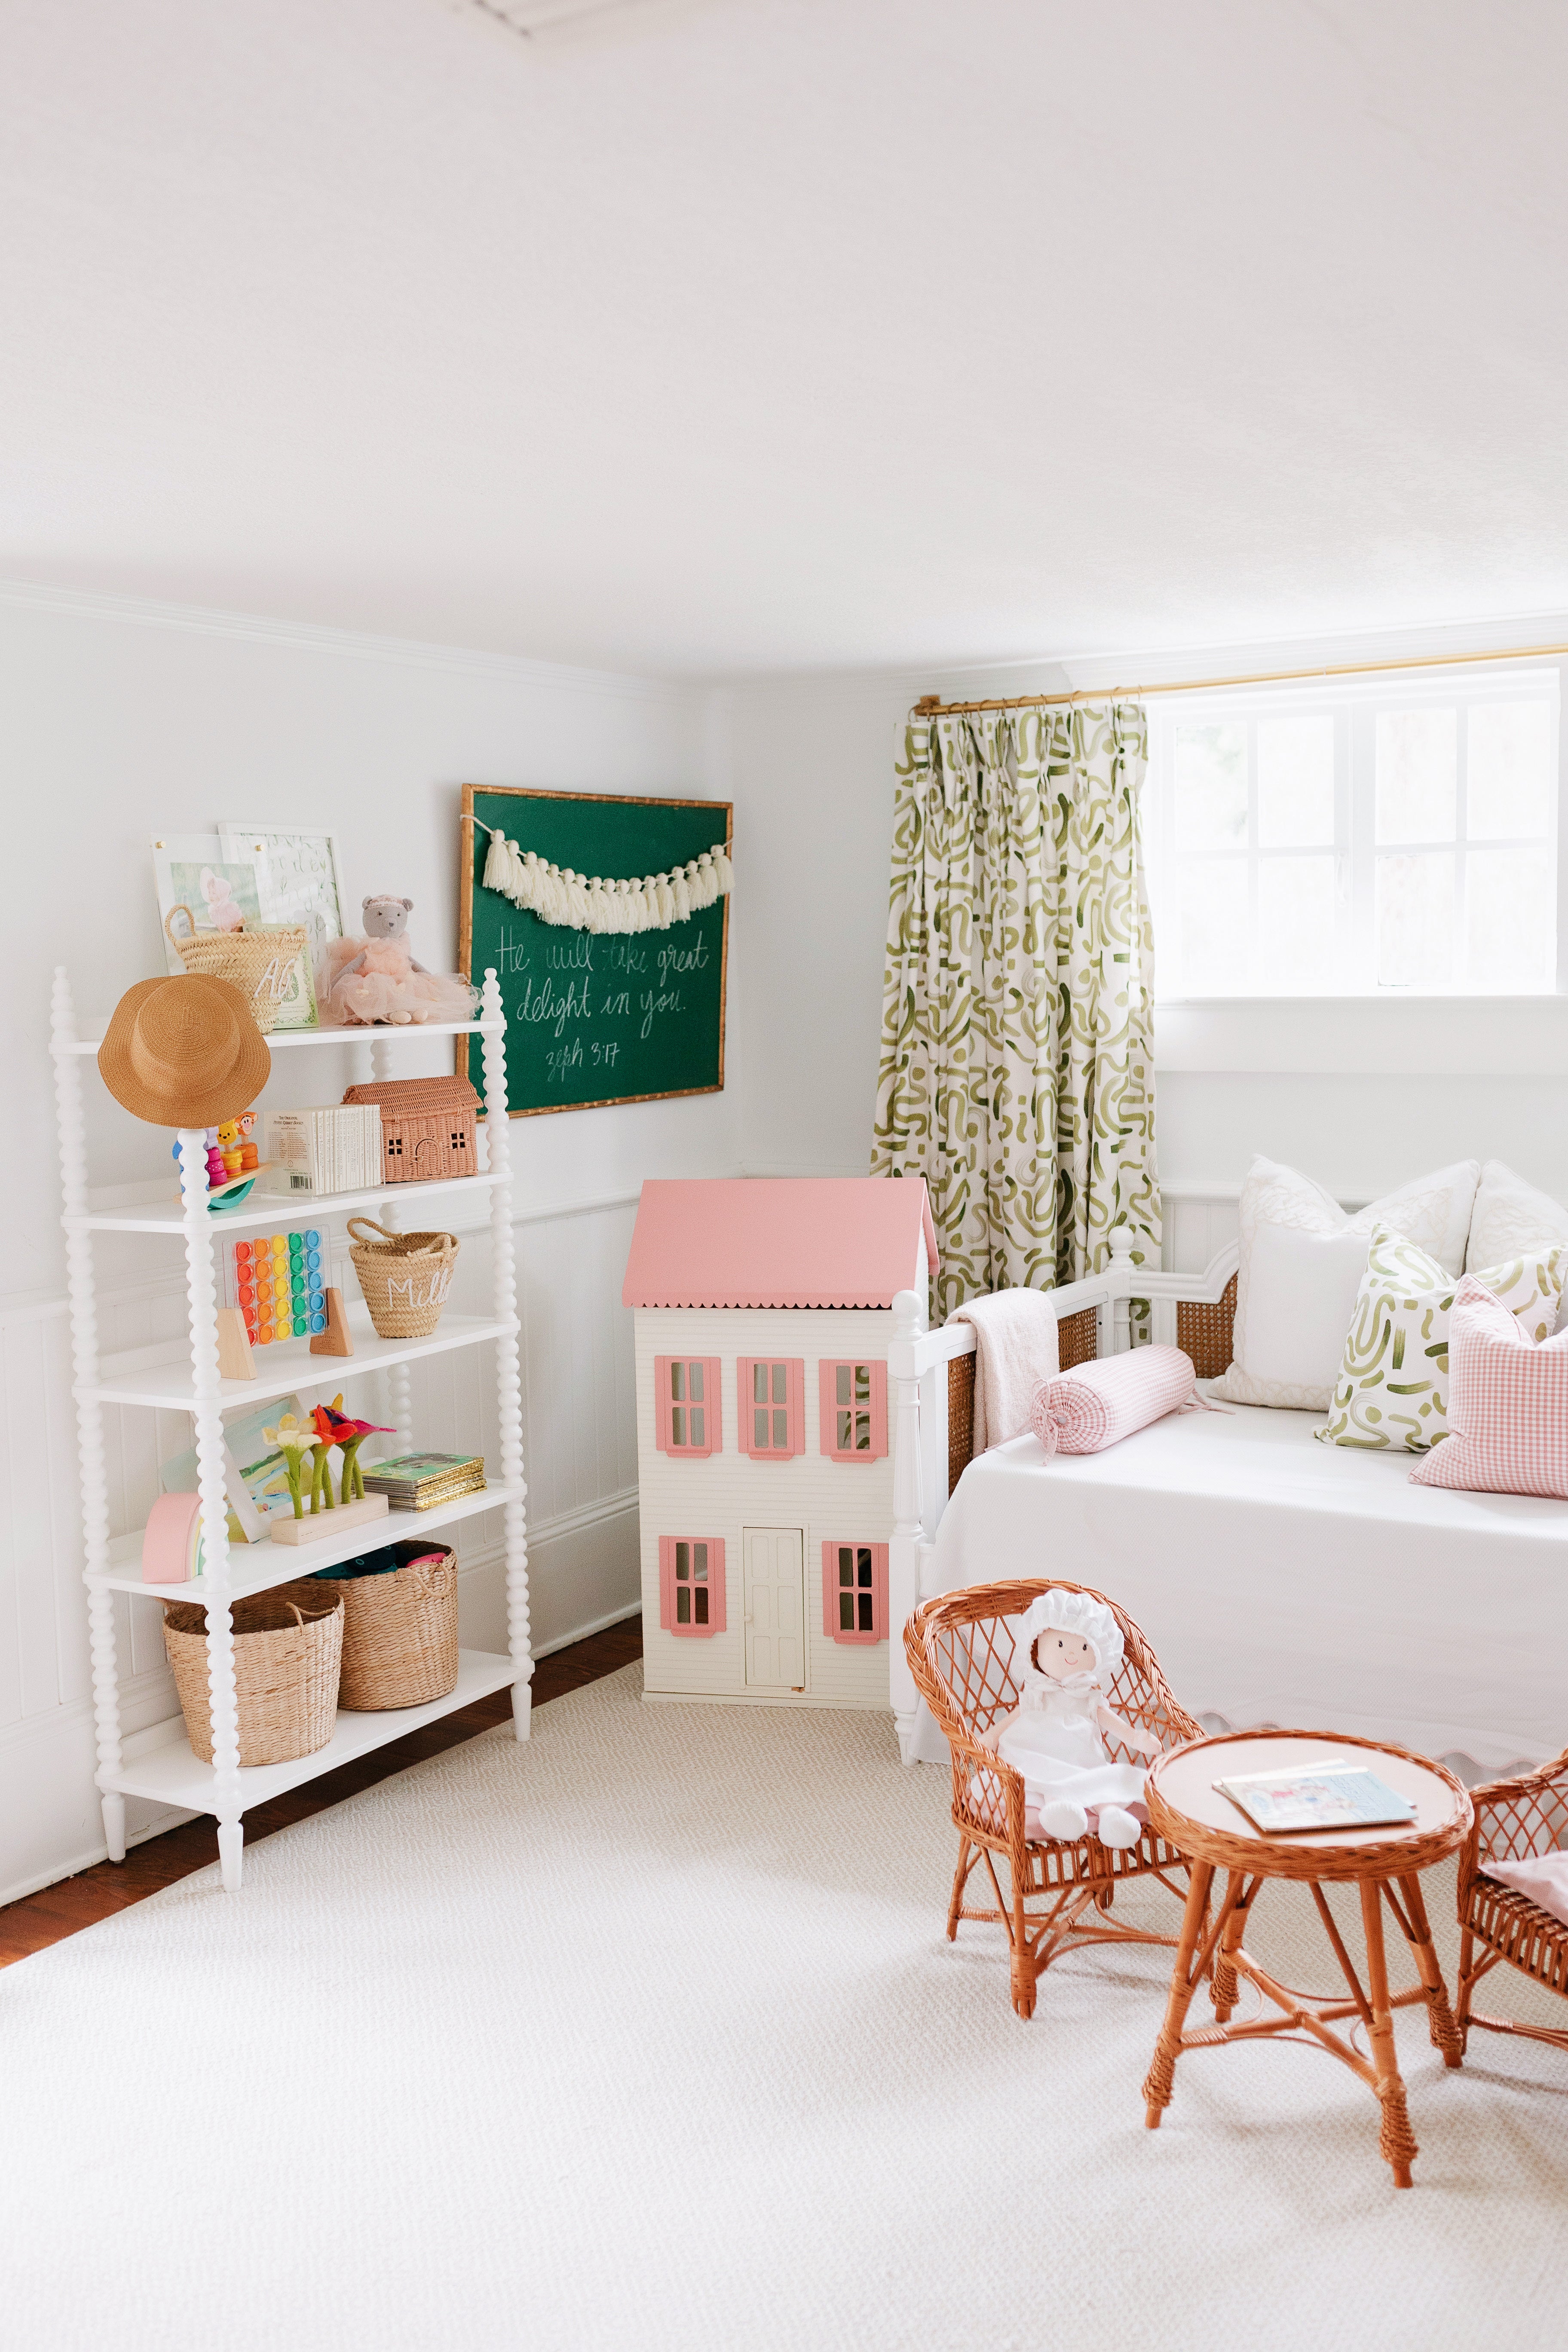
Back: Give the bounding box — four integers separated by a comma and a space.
786, 1356, 805, 1457
699, 1357, 722, 1456
821, 1541, 889, 1644
655, 1357, 673, 1456
818, 1360, 888, 1463
658, 1535, 676, 1631
706, 1537, 728, 1634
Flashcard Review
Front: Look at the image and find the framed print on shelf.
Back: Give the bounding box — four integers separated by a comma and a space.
150, 834, 265, 973
218, 824, 348, 1028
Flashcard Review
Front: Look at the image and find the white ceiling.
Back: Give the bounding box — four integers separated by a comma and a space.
3, 0, 1567, 677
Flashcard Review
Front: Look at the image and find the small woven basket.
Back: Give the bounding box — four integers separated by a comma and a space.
315, 1542, 459, 1710
163, 906, 307, 1036
163, 1583, 343, 1767
346, 1216, 459, 1339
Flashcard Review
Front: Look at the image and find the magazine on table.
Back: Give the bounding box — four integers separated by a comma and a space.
1213, 1764, 1418, 1834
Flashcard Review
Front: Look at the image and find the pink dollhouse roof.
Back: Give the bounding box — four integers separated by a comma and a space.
622, 1177, 938, 1310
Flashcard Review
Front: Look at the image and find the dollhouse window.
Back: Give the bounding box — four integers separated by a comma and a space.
659, 1536, 726, 1637
655, 1357, 722, 1458
822, 1542, 888, 1644
738, 1358, 803, 1459
818, 1359, 888, 1462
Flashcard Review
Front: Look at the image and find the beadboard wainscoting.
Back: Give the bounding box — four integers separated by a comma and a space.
0, 1192, 642, 1907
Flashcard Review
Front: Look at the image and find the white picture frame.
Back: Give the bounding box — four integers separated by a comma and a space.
150, 833, 265, 975
219, 824, 349, 1027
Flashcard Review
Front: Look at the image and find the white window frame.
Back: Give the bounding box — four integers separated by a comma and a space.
1145, 664, 1563, 1001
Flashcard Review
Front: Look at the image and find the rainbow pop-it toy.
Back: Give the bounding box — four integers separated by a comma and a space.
230, 1229, 327, 1345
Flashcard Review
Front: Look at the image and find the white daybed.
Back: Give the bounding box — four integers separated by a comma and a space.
886, 1234, 1568, 1778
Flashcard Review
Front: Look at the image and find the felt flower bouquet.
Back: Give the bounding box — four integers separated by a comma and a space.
264, 1398, 392, 1518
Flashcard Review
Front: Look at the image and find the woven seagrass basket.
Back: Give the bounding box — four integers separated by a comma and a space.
315, 1542, 459, 1710
163, 906, 307, 1036
163, 1582, 343, 1766
346, 1216, 459, 1339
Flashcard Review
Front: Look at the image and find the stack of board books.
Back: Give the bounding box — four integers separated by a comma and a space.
266, 1104, 383, 1196
361, 1452, 486, 1511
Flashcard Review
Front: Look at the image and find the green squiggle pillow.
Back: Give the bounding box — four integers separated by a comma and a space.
1316, 1222, 1567, 1454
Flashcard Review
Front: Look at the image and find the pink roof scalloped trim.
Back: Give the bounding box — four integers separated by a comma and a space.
622, 1177, 938, 1310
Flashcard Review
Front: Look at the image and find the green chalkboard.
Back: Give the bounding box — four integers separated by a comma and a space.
458, 784, 731, 1116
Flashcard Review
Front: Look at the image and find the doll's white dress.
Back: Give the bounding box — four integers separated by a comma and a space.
997, 1667, 1147, 1817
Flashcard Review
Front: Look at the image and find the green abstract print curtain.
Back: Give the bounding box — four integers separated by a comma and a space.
871, 701, 1160, 1319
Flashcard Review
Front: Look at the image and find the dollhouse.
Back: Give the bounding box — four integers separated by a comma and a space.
622, 1176, 936, 1710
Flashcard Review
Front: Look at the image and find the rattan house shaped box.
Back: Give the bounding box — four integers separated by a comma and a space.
622, 1176, 936, 1710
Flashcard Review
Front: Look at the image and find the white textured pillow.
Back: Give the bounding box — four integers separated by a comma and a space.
1211, 1154, 1481, 1410
1467, 1161, 1568, 1272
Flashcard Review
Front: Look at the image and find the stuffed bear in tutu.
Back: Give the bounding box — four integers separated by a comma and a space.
318, 897, 479, 1028
977, 1589, 1162, 1850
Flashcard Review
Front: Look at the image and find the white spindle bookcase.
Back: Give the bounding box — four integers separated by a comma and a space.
50, 965, 531, 1891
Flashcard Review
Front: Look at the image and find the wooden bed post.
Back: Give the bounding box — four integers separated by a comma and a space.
888, 1287, 926, 1766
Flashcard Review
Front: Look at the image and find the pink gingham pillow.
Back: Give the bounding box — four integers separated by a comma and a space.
1409, 1276, 1568, 1499
1029, 1344, 1199, 1458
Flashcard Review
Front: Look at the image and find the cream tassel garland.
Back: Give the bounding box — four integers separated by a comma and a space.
476, 828, 733, 933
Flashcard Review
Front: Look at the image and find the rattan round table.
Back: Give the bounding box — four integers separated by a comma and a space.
1142, 1729, 1473, 2189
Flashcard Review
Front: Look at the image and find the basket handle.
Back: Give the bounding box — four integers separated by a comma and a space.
165, 904, 198, 946
346, 1216, 398, 1249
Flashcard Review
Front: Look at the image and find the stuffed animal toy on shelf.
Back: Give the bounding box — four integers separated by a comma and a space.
318, 897, 480, 1027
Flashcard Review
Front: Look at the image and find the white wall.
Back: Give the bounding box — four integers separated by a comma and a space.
1, 583, 734, 1903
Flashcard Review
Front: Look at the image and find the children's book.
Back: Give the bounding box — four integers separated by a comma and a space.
1213, 1764, 1418, 1835
159, 1397, 304, 1540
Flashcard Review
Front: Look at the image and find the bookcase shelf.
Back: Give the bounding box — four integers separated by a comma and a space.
50, 971, 531, 1892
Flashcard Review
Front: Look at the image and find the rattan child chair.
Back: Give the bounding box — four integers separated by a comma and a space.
1455, 1744, 1568, 2057
905, 1577, 1204, 2020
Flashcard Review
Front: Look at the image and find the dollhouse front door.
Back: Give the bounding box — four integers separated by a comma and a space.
742, 1526, 806, 1693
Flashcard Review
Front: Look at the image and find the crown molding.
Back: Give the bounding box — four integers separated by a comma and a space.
0, 576, 692, 705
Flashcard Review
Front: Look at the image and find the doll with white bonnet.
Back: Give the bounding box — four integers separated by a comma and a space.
977, 1589, 1161, 1849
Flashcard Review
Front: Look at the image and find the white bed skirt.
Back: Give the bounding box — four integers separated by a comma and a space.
928, 1396, 1568, 1775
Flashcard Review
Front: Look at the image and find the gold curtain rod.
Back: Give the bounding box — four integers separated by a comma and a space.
913, 637, 1568, 717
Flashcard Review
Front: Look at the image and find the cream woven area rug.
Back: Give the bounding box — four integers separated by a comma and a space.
3, 1664, 1565, 2352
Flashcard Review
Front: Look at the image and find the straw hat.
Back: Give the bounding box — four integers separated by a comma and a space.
98, 974, 271, 1128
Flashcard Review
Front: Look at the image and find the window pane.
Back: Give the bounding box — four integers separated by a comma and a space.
771, 1364, 787, 1404
858, 1593, 874, 1632
1467, 848, 1556, 988
688, 1363, 703, 1402
1174, 723, 1246, 848
1257, 856, 1337, 989
1468, 702, 1553, 840
1376, 708, 1456, 843
677, 1587, 691, 1623
1257, 716, 1335, 848
693, 1544, 707, 1577
840, 1592, 854, 1632
1176, 858, 1250, 992
839, 1547, 853, 1587
676, 1542, 689, 1575
694, 1588, 708, 1624
837, 1411, 852, 1450
752, 1364, 767, 1404
671, 1406, 686, 1446
854, 1412, 870, 1450
857, 1548, 873, 1586
754, 1407, 769, 1449
670, 1363, 684, 1401
1377, 853, 1455, 986
854, 1365, 870, 1401
689, 1406, 704, 1447
772, 1408, 788, 1448
836, 1365, 850, 1406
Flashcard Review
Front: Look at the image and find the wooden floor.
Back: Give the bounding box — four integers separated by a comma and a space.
0, 1613, 643, 1967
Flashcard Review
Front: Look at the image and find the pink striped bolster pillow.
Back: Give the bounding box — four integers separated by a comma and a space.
1029, 1345, 1199, 1458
